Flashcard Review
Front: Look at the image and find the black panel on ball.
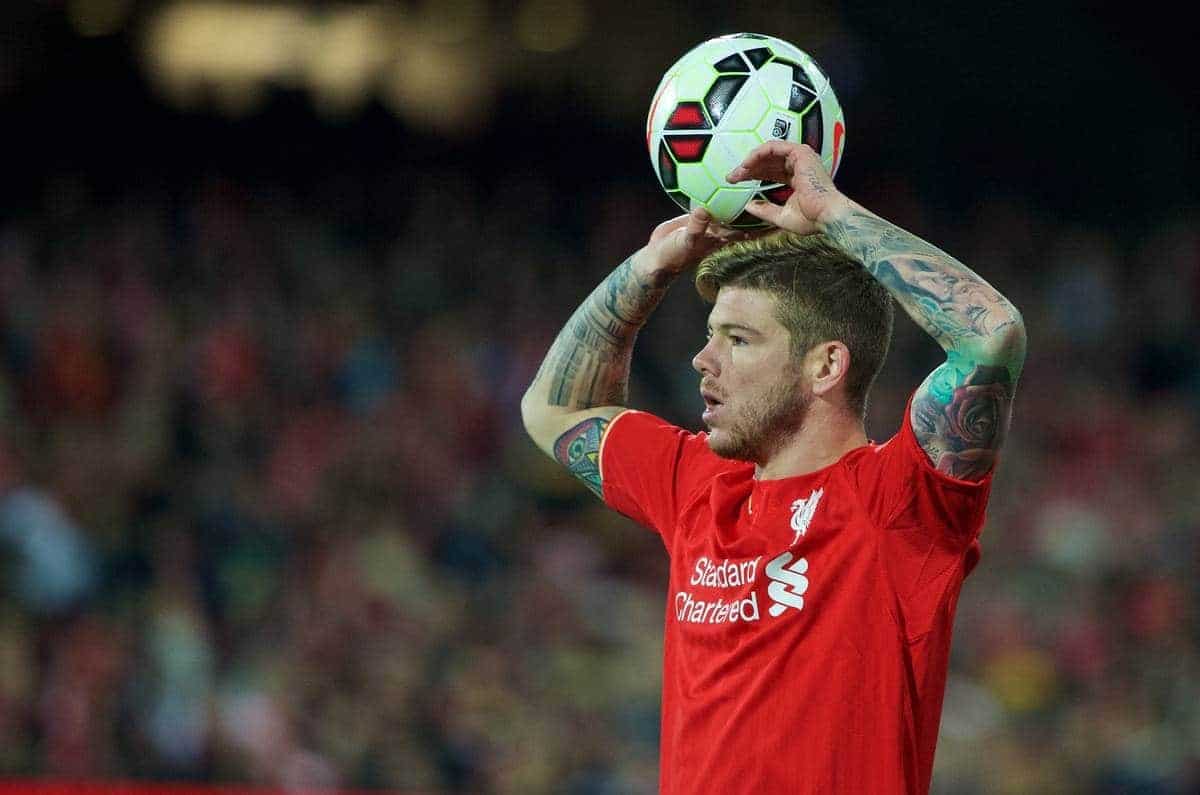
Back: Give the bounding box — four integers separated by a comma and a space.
667, 191, 691, 212
658, 141, 678, 189
743, 48, 772, 69
773, 58, 815, 93
713, 54, 749, 74
790, 83, 816, 113
704, 75, 747, 126
802, 103, 824, 153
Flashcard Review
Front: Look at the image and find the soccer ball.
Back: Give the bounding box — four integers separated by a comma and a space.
646, 33, 845, 228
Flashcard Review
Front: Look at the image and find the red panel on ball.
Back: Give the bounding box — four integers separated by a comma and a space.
763, 186, 794, 204
666, 102, 709, 130
832, 121, 845, 175
665, 135, 710, 162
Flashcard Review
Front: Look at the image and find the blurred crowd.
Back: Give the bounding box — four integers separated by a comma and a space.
0, 150, 1197, 795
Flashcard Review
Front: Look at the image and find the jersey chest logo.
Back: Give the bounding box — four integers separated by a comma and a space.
675, 550, 812, 623
789, 487, 824, 545
765, 552, 809, 616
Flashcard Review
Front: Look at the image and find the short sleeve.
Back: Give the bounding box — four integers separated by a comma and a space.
856, 396, 993, 541
600, 410, 728, 547
853, 396, 994, 639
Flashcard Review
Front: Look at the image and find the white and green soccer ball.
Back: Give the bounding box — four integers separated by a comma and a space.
646, 33, 846, 228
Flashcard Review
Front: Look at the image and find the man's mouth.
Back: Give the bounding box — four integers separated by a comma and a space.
701, 388, 725, 423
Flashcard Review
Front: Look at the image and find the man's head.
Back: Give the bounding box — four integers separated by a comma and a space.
691, 231, 894, 462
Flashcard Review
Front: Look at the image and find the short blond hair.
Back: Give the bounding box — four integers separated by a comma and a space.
695, 232, 894, 417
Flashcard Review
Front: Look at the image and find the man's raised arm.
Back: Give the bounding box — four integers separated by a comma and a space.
821, 202, 1025, 480
521, 210, 739, 496
729, 142, 1026, 481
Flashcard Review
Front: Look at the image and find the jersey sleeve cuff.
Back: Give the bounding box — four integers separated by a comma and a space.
598, 408, 640, 503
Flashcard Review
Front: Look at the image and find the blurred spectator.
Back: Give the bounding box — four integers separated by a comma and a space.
0, 162, 1194, 793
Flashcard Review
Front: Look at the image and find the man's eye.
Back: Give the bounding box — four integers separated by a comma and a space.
730, 335, 746, 346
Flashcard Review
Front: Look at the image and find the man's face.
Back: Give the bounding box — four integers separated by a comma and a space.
692, 286, 811, 463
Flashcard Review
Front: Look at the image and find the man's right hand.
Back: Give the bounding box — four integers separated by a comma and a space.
634, 209, 750, 276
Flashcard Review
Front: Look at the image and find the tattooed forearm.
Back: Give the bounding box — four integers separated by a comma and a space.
533, 256, 677, 410
823, 203, 1025, 480
554, 417, 609, 497
823, 207, 1024, 372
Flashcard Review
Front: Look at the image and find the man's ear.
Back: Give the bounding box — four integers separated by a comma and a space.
807, 341, 852, 398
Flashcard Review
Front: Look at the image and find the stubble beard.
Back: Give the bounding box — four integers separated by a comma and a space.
707, 370, 811, 464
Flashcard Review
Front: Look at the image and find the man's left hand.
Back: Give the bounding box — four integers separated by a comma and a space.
726, 142, 853, 234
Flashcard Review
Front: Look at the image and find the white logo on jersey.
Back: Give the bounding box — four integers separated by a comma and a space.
789, 488, 823, 544
765, 551, 809, 617
675, 555, 763, 624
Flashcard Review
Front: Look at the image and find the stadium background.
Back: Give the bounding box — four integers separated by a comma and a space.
0, 1, 1197, 792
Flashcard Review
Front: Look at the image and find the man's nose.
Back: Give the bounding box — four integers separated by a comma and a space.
692, 339, 720, 376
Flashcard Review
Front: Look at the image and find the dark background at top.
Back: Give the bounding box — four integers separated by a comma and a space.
2, 1, 1195, 228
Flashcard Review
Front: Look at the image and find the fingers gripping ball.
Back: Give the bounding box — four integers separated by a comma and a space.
646, 33, 846, 228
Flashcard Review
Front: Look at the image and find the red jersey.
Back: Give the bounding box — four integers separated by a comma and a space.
599, 405, 992, 795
